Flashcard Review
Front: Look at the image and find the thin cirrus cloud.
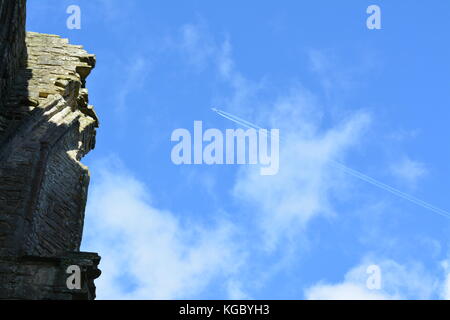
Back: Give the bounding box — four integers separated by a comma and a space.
232, 92, 371, 250
164, 23, 450, 299
81, 23, 374, 298
305, 257, 446, 300
390, 157, 428, 187
82, 157, 244, 299
192, 23, 372, 250
82, 21, 448, 300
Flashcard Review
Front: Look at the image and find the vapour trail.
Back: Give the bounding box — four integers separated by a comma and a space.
211, 107, 450, 219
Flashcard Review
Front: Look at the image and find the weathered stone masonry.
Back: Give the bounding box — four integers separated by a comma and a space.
0, 0, 100, 299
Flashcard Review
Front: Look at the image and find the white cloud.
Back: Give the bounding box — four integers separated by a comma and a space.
233, 88, 371, 250
305, 258, 441, 300
115, 56, 149, 114
306, 282, 391, 300
82, 159, 242, 299
81, 21, 448, 300
179, 23, 215, 70
441, 260, 450, 300
307, 49, 376, 99
174, 23, 376, 253
443, 276, 450, 299
390, 157, 427, 187
174, 24, 373, 250
175, 23, 263, 116
387, 128, 420, 142
226, 280, 252, 300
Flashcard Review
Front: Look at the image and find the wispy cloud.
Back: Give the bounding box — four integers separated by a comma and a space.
82, 157, 242, 299
442, 260, 450, 300
115, 56, 149, 114
306, 282, 391, 300
226, 280, 252, 300
174, 23, 264, 116
390, 157, 428, 188
233, 89, 371, 250
175, 24, 373, 251
178, 23, 215, 70
83, 20, 448, 300
305, 257, 443, 300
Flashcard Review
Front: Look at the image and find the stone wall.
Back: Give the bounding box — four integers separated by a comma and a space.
0, 32, 99, 257
0, 0, 27, 128
0, 252, 100, 300
0, 0, 101, 299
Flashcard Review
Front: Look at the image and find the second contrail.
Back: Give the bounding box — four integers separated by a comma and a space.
211, 107, 450, 220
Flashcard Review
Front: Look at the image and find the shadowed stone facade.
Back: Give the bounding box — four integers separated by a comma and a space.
0, 0, 26, 107
0, 0, 101, 299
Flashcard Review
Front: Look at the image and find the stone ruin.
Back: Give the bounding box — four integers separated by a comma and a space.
0, 0, 101, 299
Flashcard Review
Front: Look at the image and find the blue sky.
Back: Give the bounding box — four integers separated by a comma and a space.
27, 0, 450, 299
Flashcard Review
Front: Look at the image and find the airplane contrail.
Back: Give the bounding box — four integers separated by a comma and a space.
211, 107, 450, 219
